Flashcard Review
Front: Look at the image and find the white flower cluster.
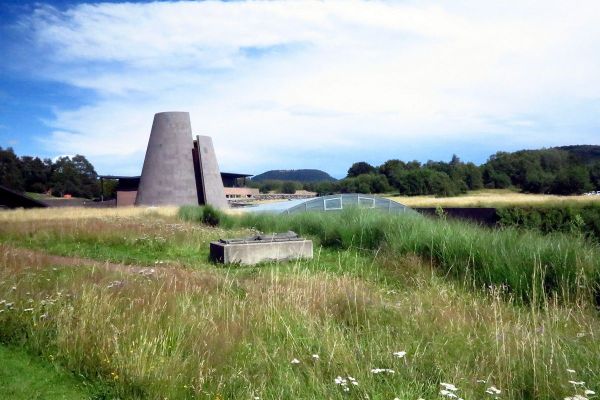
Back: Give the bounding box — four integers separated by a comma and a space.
485, 385, 501, 397
440, 382, 464, 400
334, 376, 358, 392
393, 351, 406, 358
371, 368, 395, 374
564, 369, 596, 400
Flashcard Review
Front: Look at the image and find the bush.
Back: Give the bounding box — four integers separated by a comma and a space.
496, 205, 600, 240
178, 205, 232, 227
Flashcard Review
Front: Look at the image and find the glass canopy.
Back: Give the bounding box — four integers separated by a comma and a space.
242, 194, 414, 215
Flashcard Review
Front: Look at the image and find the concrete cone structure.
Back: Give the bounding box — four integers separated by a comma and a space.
193, 135, 228, 210
135, 112, 199, 206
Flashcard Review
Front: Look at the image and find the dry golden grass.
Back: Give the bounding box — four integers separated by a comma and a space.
388, 189, 600, 207
0, 206, 178, 222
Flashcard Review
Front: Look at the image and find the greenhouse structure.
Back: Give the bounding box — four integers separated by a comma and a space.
243, 194, 415, 215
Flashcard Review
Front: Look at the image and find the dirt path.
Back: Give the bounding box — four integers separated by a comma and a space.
0, 244, 165, 276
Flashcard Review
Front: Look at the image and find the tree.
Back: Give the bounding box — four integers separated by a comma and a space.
281, 181, 298, 194
347, 162, 376, 178
378, 159, 405, 180
589, 161, 600, 189
0, 147, 25, 191
551, 166, 592, 195
21, 156, 51, 193
50, 155, 100, 198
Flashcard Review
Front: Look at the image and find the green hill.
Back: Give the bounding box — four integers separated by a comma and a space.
556, 145, 600, 165
251, 169, 337, 183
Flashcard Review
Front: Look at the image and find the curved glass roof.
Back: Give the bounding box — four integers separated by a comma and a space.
242, 194, 415, 215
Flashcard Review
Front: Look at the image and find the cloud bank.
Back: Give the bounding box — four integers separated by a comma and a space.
18, 0, 600, 175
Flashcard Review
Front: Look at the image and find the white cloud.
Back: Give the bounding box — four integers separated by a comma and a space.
20, 0, 600, 175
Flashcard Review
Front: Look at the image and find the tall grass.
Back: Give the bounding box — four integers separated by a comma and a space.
1, 209, 599, 398
181, 206, 600, 305
1, 243, 599, 399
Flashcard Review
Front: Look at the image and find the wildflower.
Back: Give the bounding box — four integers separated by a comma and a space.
567, 369, 577, 374
584, 390, 595, 395
485, 386, 501, 395
477, 379, 488, 383
564, 396, 588, 400
11, 286, 16, 291
40, 313, 49, 319
23, 308, 34, 312
440, 383, 458, 392
290, 358, 300, 365
371, 368, 395, 374
440, 389, 458, 398
393, 351, 406, 358
569, 381, 585, 386
312, 354, 319, 360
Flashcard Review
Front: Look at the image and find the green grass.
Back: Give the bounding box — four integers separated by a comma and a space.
0, 209, 599, 399
181, 206, 600, 305
0, 345, 90, 400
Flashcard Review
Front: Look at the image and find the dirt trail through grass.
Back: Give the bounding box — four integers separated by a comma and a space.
1, 244, 169, 275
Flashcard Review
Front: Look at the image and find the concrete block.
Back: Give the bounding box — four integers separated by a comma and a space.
210, 239, 313, 265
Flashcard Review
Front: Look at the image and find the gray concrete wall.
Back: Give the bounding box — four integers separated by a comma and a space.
210, 240, 313, 265
135, 112, 199, 206
196, 135, 228, 209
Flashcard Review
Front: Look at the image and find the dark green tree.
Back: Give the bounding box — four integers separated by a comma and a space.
0, 147, 25, 191
347, 161, 376, 178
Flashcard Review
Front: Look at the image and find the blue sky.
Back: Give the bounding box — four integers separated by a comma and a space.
1, 0, 599, 178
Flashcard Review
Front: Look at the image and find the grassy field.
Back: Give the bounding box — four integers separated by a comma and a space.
0, 345, 90, 399
387, 189, 600, 208
0, 206, 599, 399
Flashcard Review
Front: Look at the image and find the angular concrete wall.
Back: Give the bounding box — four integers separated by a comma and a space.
135, 112, 199, 206
195, 135, 228, 209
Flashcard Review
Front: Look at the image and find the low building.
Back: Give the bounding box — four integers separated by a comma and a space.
224, 187, 260, 199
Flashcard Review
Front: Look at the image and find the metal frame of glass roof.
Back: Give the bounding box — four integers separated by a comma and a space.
243, 194, 415, 215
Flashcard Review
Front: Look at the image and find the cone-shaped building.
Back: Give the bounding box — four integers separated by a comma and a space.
193, 135, 228, 210
135, 112, 199, 206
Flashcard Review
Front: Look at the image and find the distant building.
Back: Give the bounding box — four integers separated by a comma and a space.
100, 112, 254, 208
100, 171, 256, 207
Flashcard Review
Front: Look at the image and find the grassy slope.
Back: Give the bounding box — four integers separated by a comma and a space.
0, 345, 89, 400
0, 207, 598, 399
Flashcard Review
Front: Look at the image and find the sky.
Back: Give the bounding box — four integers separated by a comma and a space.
1, 0, 599, 178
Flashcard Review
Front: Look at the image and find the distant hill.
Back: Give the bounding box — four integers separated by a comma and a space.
251, 169, 337, 183
555, 145, 600, 165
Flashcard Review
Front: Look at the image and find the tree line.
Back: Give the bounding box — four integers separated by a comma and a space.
0, 147, 101, 199
3, 145, 599, 199
240, 147, 600, 197
315, 148, 600, 196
